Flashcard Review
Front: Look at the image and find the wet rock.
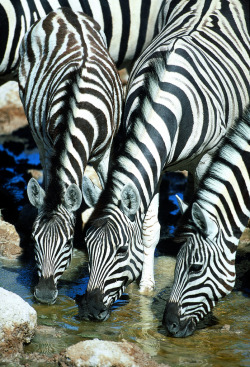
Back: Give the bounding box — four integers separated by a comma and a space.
0, 287, 37, 355
0, 218, 22, 258
59, 339, 169, 367
221, 324, 231, 331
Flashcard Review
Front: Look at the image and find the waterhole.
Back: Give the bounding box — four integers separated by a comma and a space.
0, 249, 249, 366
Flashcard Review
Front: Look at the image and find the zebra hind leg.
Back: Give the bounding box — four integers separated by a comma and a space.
139, 193, 160, 294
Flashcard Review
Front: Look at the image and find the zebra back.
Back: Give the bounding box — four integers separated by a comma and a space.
163, 105, 250, 337
0, 0, 164, 83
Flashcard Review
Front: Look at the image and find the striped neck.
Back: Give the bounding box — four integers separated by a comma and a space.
177, 113, 250, 257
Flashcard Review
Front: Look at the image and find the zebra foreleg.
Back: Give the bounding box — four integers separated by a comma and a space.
139, 192, 160, 293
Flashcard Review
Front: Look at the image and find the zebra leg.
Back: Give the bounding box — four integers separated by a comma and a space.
139, 192, 160, 293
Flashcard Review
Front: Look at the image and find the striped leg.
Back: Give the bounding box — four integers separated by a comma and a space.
139, 192, 160, 293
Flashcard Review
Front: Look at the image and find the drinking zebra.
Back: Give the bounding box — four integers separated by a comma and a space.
163, 104, 250, 337
18, 7, 123, 304
77, 0, 249, 320
0, 0, 164, 85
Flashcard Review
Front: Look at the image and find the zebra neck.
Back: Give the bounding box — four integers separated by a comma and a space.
196, 118, 250, 249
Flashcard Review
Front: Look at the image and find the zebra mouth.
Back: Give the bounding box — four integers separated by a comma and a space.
170, 318, 196, 338
76, 290, 111, 322
34, 275, 58, 304
34, 288, 58, 305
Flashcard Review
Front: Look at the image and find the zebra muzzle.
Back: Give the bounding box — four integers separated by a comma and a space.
76, 289, 110, 321
34, 275, 58, 304
162, 302, 196, 337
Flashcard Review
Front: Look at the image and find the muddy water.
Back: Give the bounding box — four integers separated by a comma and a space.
1, 249, 249, 367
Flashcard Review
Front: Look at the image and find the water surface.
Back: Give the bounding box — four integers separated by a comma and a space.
1, 250, 249, 367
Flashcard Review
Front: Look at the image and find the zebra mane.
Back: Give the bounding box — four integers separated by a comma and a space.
42, 68, 82, 215
196, 107, 250, 207
89, 53, 169, 221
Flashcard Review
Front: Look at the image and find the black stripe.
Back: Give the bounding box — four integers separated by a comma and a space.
117, 0, 130, 67
100, 0, 112, 48
134, 0, 151, 58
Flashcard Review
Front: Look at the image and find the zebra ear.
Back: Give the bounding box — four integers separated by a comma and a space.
191, 202, 218, 239
82, 175, 102, 207
27, 178, 45, 209
176, 195, 188, 214
120, 183, 140, 221
64, 184, 82, 212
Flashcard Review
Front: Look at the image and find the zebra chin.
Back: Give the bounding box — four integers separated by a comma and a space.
76, 289, 111, 322
162, 302, 197, 338
34, 275, 58, 304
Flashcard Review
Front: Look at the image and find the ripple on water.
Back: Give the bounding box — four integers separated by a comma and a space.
1, 248, 250, 366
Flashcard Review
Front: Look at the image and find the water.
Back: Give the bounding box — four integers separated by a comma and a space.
0, 250, 249, 366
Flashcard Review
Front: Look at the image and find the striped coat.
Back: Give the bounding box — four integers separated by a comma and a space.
18, 8, 123, 303
163, 104, 250, 337
0, 0, 164, 84
78, 0, 249, 321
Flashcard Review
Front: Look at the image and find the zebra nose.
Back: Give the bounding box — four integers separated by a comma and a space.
34, 275, 58, 304
86, 289, 110, 321
163, 302, 181, 336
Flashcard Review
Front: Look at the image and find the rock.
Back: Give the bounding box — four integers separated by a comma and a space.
0, 287, 37, 355
0, 81, 27, 134
60, 339, 169, 367
0, 219, 22, 258
221, 324, 231, 331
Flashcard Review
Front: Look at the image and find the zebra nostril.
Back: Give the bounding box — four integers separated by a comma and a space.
172, 322, 177, 330
98, 309, 109, 321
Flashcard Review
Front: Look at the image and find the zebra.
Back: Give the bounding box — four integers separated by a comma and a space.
0, 0, 165, 85
18, 7, 123, 304
163, 104, 250, 337
76, 0, 249, 321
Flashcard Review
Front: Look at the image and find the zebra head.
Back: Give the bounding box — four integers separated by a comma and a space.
163, 201, 236, 337
27, 178, 82, 304
78, 183, 143, 321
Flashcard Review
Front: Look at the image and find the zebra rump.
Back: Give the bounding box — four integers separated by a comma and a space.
18, 8, 123, 304
163, 105, 250, 337
0, 0, 164, 85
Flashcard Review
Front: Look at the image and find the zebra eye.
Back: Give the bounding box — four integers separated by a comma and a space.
65, 239, 73, 249
190, 264, 202, 272
116, 245, 128, 257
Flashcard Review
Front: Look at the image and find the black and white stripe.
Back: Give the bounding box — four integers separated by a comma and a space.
77, 0, 249, 321
163, 104, 250, 337
18, 7, 123, 304
0, 0, 164, 84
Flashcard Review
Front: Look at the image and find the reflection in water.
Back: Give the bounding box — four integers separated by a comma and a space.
1, 250, 249, 366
